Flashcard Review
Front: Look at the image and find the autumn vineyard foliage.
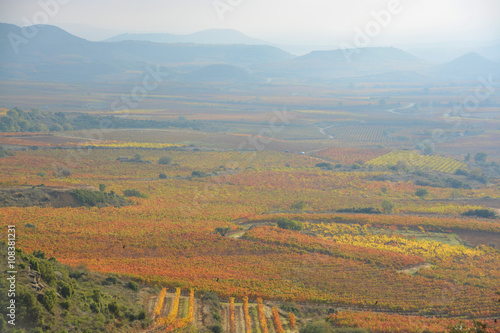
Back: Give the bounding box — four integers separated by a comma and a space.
328, 311, 500, 333
0, 146, 499, 330
314, 147, 390, 164
243, 296, 252, 333
257, 298, 269, 333
230, 297, 236, 333
365, 150, 468, 174
154, 288, 167, 318
272, 307, 285, 333
288, 313, 296, 330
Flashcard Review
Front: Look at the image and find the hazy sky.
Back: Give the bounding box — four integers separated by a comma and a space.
1, 0, 499, 46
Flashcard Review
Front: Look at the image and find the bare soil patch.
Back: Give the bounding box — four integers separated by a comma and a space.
11, 134, 91, 145
455, 230, 500, 249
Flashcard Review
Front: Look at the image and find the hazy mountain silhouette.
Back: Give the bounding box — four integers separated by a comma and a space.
0, 24, 291, 82
254, 47, 425, 80
434, 52, 500, 80
1, 23, 498, 84
105, 29, 268, 45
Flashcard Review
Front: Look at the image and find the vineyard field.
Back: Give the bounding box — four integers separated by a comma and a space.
365, 150, 468, 173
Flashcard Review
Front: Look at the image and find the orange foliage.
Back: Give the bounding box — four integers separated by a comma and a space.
257, 298, 269, 333
272, 307, 284, 333
288, 313, 296, 330
328, 311, 500, 333
243, 297, 252, 333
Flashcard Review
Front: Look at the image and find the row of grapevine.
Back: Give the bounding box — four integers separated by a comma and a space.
157, 287, 181, 328
325, 125, 402, 142
230, 297, 236, 333
288, 313, 296, 330
272, 307, 284, 333
257, 298, 269, 333
154, 288, 167, 318
243, 296, 252, 333
365, 150, 467, 173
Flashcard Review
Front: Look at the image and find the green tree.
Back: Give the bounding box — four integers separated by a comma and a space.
50, 123, 64, 132
158, 156, 172, 165
99, 184, 106, 192
415, 188, 429, 199
382, 200, 394, 214
474, 152, 487, 163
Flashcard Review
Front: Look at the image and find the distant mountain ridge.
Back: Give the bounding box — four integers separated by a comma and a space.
0, 23, 291, 82
1, 23, 498, 83
434, 52, 500, 79
105, 29, 268, 45
254, 47, 426, 80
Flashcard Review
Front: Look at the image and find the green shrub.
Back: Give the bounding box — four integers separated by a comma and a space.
90, 302, 100, 313
123, 189, 147, 198
277, 217, 303, 231
300, 320, 333, 333
415, 188, 429, 199
209, 324, 223, 333
42, 289, 57, 311
102, 276, 118, 285
58, 281, 74, 298
60, 300, 71, 310
462, 209, 496, 219
159, 173, 167, 179
382, 200, 394, 214
72, 189, 106, 206
315, 162, 333, 170
33, 250, 46, 259
192, 170, 208, 177
125, 281, 139, 291
39, 261, 57, 286
158, 156, 172, 165
108, 301, 119, 314
280, 302, 299, 315
454, 169, 469, 176
215, 227, 231, 237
